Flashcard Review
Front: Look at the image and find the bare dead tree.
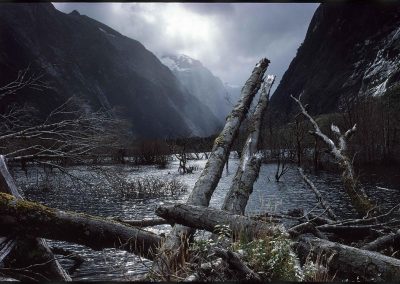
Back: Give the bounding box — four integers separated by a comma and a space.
0, 96, 131, 169
293, 114, 307, 167
291, 94, 374, 215
273, 128, 294, 182
222, 75, 275, 214
0, 66, 51, 100
153, 58, 270, 278
166, 137, 193, 174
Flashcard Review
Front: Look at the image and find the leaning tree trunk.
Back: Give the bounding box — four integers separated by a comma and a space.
291, 95, 374, 215
0, 193, 162, 260
153, 58, 270, 277
222, 75, 275, 215
0, 155, 71, 281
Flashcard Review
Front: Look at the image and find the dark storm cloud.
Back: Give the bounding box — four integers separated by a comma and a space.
53, 3, 318, 88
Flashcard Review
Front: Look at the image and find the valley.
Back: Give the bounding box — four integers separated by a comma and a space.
1, 2, 400, 282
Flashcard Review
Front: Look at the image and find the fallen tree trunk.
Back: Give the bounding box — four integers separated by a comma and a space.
288, 222, 328, 240
153, 58, 271, 276
214, 248, 262, 281
361, 229, 400, 252
0, 237, 15, 263
184, 258, 224, 282
114, 217, 172, 227
298, 167, 337, 220
0, 155, 71, 281
155, 203, 284, 240
295, 236, 400, 281
222, 75, 275, 215
0, 193, 162, 260
156, 204, 400, 281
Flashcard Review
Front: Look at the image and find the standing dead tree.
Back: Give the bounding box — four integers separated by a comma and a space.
166, 138, 192, 174
222, 75, 275, 215
293, 114, 307, 167
152, 58, 271, 278
291, 94, 374, 215
274, 147, 292, 182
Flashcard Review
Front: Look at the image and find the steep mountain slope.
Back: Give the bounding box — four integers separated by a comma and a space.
160, 54, 239, 123
270, 3, 400, 119
224, 83, 242, 109
0, 3, 221, 138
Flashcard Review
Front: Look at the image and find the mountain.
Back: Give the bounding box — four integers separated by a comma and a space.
160, 54, 240, 123
270, 3, 400, 119
0, 3, 221, 138
224, 83, 242, 109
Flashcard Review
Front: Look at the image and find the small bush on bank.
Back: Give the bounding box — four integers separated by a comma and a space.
232, 230, 304, 281
113, 175, 187, 198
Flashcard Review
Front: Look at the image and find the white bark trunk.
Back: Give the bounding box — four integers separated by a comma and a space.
291, 95, 373, 215
222, 75, 275, 215
155, 203, 285, 240
153, 58, 271, 276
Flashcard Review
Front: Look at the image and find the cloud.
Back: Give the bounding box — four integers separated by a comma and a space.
180, 3, 235, 16
53, 3, 318, 88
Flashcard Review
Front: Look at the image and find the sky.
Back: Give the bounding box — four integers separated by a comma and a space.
54, 3, 318, 88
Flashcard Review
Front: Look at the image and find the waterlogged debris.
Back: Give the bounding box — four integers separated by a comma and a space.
377, 186, 397, 192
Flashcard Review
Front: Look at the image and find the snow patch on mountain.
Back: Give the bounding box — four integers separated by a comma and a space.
359, 26, 400, 97
160, 53, 241, 123
98, 27, 116, 38
160, 56, 190, 72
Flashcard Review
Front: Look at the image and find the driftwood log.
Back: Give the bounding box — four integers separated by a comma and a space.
0, 155, 71, 281
0, 193, 161, 260
222, 75, 275, 215
156, 203, 285, 240
153, 58, 271, 276
362, 229, 400, 252
214, 248, 262, 281
296, 236, 400, 281
298, 167, 338, 220
114, 217, 172, 227
157, 203, 400, 281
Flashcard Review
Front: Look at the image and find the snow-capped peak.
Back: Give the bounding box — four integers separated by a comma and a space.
160, 53, 202, 72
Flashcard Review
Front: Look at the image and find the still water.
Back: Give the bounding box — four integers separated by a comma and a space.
12, 158, 400, 281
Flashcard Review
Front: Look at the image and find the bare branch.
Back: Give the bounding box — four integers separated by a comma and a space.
0, 66, 51, 100
291, 94, 374, 215
298, 167, 338, 221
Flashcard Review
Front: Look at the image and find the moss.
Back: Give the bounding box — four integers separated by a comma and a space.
0, 192, 118, 227
0, 192, 14, 204
214, 134, 225, 147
